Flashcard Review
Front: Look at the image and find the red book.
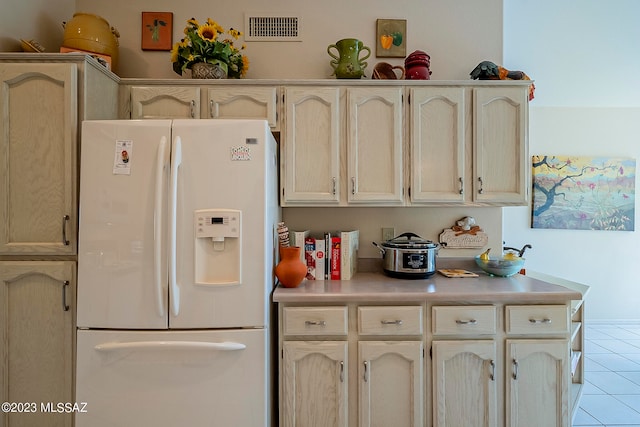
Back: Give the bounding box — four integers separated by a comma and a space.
330, 237, 341, 280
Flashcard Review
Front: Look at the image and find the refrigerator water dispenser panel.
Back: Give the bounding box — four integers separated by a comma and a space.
194, 209, 241, 286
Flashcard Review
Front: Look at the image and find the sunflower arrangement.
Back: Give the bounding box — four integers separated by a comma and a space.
171, 17, 249, 78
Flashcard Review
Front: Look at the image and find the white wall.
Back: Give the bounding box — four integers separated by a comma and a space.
503, 0, 640, 320
73, 0, 502, 79
0, 0, 73, 52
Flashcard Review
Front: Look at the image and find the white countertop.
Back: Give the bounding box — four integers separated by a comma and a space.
272, 259, 585, 304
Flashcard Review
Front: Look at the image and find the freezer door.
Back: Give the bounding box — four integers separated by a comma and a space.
75, 329, 270, 427
169, 120, 280, 329
77, 120, 172, 329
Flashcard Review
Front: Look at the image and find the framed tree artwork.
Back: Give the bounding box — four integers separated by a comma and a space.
532, 155, 635, 231
141, 12, 173, 51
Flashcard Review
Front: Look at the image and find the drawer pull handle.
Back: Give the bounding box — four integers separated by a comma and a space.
529, 318, 552, 324
489, 359, 495, 381
340, 361, 344, 382
380, 319, 403, 325
363, 360, 369, 382
455, 319, 478, 325
305, 320, 327, 327
512, 359, 519, 380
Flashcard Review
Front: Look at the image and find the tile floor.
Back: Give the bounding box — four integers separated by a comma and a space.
573, 322, 640, 427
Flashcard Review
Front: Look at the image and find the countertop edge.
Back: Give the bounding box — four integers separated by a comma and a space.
272, 269, 585, 304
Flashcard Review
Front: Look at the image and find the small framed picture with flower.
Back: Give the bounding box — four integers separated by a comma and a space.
141, 12, 173, 51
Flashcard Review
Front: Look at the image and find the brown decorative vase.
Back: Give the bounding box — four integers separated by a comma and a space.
191, 62, 227, 79
275, 246, 307, 288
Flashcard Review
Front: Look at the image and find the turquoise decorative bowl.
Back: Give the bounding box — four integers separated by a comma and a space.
474, 255, 525, 277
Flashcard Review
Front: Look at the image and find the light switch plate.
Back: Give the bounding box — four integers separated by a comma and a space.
382, 227, 395, 241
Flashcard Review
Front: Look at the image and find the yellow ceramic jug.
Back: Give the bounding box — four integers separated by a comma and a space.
62, 13, 120, 71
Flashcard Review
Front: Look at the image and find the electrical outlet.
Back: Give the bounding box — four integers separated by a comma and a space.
382, 227, 395, 241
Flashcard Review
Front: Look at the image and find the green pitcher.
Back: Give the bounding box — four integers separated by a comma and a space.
327, 38, 371, 79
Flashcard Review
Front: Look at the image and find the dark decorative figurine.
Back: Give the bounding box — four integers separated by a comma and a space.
470, 60, 535, 100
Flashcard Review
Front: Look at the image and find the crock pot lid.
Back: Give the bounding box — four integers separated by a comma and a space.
383, 233, 437, 249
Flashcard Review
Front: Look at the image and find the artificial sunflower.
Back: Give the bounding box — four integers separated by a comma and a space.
170, 17, 248, 78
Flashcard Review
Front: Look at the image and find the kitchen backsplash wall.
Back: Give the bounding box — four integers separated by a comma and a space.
282, 206, 504, 260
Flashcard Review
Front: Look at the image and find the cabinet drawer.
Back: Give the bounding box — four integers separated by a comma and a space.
506, 305, 569, 335
358, 306, 423, 335
432, 306, 497, 336
282, 307, 348, 336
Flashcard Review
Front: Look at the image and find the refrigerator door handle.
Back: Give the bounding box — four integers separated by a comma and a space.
169, 135, 182, 317
154, 136, 168, 318
94, 341, 247, 352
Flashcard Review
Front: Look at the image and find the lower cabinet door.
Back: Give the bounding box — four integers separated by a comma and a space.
506, 339, 570, 427
358, 341, 423, 427
432, 340, 498, 427
282, 341, 348, 427
0, 261, 76, 427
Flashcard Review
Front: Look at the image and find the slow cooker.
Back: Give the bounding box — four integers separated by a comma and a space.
372, 232, 439, 279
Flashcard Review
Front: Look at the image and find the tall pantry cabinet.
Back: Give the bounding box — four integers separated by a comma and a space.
0, 54, 119, 427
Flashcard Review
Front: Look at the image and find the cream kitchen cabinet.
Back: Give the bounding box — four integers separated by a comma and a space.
409, 87, 466, 204
281, 86, 404, 206
130, 85, 201, 119
282, 341, 349, 427
0, 55, 119, 256
409, 85, 529, 205
431, 305, 498, 427
275, 272, 585, 427
358, 341, 423, 427
357, 306, 424, 427
506, 339, 569, 427
124, 82, 281, 128
505, 304, 571, 427
432, 340, 497, 427
0, 261, 76, 427
279, 304, 424, 427
206, 86, 279, 128
281, 86, 341, 204
473, 87, 529, 204
280, 306, 349, 427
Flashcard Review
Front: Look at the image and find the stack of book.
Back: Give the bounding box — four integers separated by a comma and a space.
290, 230, 359, 280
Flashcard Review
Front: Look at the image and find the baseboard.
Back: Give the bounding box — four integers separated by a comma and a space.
586, 319, 640, 326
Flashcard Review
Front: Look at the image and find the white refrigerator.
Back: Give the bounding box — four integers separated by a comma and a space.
75, 119, 280, 427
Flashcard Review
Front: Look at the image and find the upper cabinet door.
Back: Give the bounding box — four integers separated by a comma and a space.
473, 87, 529, 205
130, 86, 200, 119
206, 86, 278, 129
0, 63, 78, 256
410, 87, 466, 204
347, 87, 404, 205
282, 86, 341, 205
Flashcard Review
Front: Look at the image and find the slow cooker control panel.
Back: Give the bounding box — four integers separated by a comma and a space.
403, 253, 428, 269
